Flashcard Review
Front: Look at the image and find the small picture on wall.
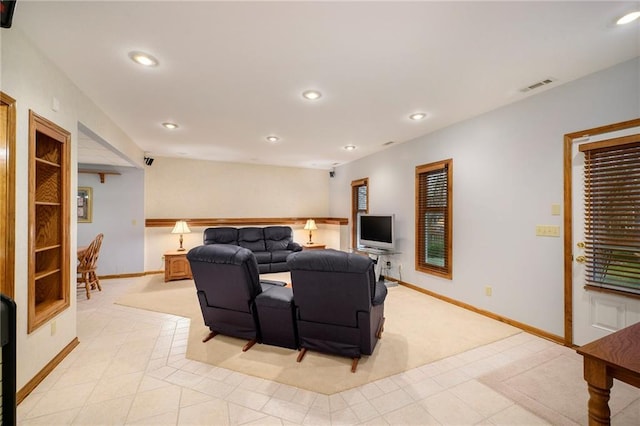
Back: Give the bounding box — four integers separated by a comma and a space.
77, 187, 92, 223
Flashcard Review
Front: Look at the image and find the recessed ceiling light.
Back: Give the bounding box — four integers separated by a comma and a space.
162, 122, 179, 129
617, 11, 640, 25
302, 90, 322, 100
343, 145, 357, 151
409, 112, 427, 121
128, 51, 159, 67
266, 136, 280, 143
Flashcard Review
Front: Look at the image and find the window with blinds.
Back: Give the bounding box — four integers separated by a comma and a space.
356, 186, 367, 211
415, 159, 452, 279
580, 135, 640, 294
351, 178, 369, 248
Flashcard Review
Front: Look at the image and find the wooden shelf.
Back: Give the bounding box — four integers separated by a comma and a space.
78, 168, 121, 183
35, 244, 61, 253
35, 268, 61, 281
35, 157, 61, 168
32, 298, 67, 330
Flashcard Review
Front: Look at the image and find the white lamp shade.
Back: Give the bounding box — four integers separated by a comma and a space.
171, 220, 191, 234
304, 219, 317, 230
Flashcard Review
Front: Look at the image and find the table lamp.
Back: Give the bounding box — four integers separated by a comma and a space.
171, 220, 191, 251
304, 219, 317, 245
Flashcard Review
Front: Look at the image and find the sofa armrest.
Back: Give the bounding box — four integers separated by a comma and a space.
372, 281, 387, 306
260, 279, 287, 288
287, 241, 303, 252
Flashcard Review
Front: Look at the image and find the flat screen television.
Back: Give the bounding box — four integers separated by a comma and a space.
357, 214, 395, 251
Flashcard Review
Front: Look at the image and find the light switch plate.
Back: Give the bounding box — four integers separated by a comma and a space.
536, 225, 560, 237
551, 204, 561, 216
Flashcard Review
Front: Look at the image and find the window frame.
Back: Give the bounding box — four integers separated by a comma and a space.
351, 178, 369, 249
415, 159, 453, 279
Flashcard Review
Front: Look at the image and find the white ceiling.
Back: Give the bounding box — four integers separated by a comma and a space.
12, 1, 640, 169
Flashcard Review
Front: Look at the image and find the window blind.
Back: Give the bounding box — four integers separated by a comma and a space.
580, 136, 640, 294
357, 186, 367, 211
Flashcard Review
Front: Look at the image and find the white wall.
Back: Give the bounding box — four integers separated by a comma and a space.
1, 28, 143, 389
78, 165, 145, 275
144, 157, 333, 270
329, 58, 640, 337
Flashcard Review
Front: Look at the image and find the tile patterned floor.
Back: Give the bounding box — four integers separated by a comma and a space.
16, 277, 640, 425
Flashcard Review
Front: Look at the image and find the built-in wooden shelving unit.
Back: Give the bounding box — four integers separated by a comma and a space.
28, 111, 70, 333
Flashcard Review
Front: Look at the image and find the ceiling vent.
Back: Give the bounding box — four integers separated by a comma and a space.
520, 78, 556, 93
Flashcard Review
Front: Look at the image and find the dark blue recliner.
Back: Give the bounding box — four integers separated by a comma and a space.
187, 244, 298, 351
287, 249, 387, 372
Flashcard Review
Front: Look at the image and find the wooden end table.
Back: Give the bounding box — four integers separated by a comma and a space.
164, 250, 193, 282
576, 322, 640, 425
302, 243, 326, 250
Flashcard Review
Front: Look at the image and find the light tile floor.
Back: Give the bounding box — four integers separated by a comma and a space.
16, 277, 640, 425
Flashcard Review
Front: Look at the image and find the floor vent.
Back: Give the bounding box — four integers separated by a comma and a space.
520, 78, 555, 93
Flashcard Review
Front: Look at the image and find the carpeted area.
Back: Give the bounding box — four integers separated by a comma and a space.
479, 344, 640, 425
116, 273, 521, 394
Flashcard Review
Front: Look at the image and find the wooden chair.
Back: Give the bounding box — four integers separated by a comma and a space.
77, 233, 104, 299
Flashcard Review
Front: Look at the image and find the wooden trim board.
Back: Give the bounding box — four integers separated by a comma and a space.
145, 217, 348, 227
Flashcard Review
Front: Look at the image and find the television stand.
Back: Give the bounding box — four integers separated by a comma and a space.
358, 247, 399, 287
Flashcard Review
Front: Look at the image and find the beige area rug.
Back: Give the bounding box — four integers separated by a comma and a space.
479, 345, 640, 425
116, 274, 520, 394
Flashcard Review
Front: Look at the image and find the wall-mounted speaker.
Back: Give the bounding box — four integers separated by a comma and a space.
329, 167, 335, 178
1, 1, 17, 29
144, 156, 154, 166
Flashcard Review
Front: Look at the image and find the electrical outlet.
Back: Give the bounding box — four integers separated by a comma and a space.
485, 286, 492, 296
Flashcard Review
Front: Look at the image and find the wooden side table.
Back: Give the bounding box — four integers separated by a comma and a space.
164, 250, 193, 282
303, 243, 326, 250
577, 322, 640, 425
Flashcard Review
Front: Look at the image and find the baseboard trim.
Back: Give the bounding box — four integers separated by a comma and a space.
389, 278, 565, 346
98, 272, 145, 279
17, 337, 80, 405
98, 271, 162, 280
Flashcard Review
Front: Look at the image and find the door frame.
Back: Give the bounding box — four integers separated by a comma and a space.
563, 118, 640, 346
1, 92, 16, 299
